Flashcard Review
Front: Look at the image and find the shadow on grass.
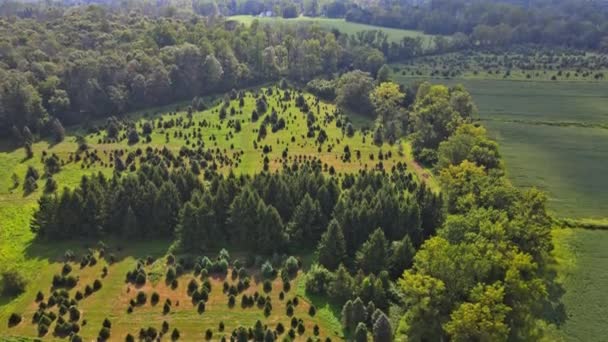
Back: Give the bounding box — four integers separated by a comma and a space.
542, 261, 567, 327
23, 236, 173, 269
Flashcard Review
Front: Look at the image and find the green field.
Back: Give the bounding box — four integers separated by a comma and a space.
0, 87, 428, 340
229, 15, 436, 45
393, 74, 608, 219
551, 228, 608, 341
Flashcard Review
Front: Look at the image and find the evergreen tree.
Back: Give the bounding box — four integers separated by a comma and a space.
123, 205, 138, 238
389, 235, 415, 278
50, 118, 65, 142
341, 300, 354, 333
355, 322, 368, 342
356, 228, 389, 274
328, 264, 354, 304
287, 194, 323, 246
317, 219, 347, 271
373, 312, 392, 342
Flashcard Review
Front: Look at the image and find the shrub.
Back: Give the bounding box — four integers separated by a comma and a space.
35, 291, 44, 302
69, 306, 80, 321
163, 302, 171, 314
126, 333, 135, 342
103, 318, 112, 328
1, 270, 27, 296
309, 305, 316, 316
162, 320, 169, 333
151, 292, 160, 305
276, 322, 285, 334
8, 312, 22, 326
263, 280, 272, 293
228, 295, 236, 307
98, 327, 110, 340
205, 328, 213, 340
136, 291, 147, 305
198, 301, 206, 314
188, 279, 199, 294
219, 321, 225, 331
171, 328, 180, 341
93, 279, 102, 291
38, 322, 49, 335
297, 322, 305, 335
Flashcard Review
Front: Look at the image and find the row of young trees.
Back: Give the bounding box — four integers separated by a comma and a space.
32, 163, 442, 255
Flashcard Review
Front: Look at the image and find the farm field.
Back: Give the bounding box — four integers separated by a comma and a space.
0, 86, 424, 340
551, 228, 608, 341
228, 15, 436, 45
393, 74, 608, 219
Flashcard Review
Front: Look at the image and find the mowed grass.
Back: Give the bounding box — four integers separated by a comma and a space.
550, 228, 608, 341
229, 15, 436, 46
393, 74, 608, 219
0, 87, 423, 340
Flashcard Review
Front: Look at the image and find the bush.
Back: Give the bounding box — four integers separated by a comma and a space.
103, 318, 112, 328
151, 292, 160, 305
98, 327, 110, 340
263, 280, 272, 293
205, 328, 213, 340
93, 279, 102, 291
228, 295, 236, 307
8, 312, 22, 326
136, 291, 147, 305
171, 328, 180, 340
1, 270, 28, 296
309, 305, 317, 316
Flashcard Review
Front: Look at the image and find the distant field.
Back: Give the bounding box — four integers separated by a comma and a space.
229, 15, 436, 45
393, 74, 608, 219
551, 228, 608, 341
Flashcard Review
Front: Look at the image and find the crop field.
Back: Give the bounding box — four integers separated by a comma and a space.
551, 228, 608, 341
228, 15, 436, 45
0, 86, 425, 340
392, 73, 608, 219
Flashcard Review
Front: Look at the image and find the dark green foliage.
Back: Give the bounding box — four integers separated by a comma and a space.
356, 228, 389, 274
98, 327, 111, 340
1, 270, 27, 296
8, 313, 22, 326
354, 322, 368, 342
317, 219, 347, 271
171, 328, 180, 340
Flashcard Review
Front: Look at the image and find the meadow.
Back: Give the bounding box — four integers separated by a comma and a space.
392, 73, 608, 219
228, 15, 436, 46
0, 86, 426, 340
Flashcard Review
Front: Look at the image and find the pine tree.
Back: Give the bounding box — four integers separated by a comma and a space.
123, 205, 138, 238
372, 312, 392, 342
389, 235, 415, 278
351, 298, 367, 330
355, 322, 368, 342
356, 228, 389, 274
51, 118, 65, 142
328, 264, 353, 304
287, 194, 323, 246
317, 219, 347, 271
341, 300, 354, 332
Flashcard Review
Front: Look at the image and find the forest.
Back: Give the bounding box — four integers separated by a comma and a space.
0, 0, 598, 341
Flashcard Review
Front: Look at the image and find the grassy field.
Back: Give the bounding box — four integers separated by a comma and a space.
392, 73, 608, 219
551, 228, 608, 341
0, 86, 429, 340
229, 15, 436, 46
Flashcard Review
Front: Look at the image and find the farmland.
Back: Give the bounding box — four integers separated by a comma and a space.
228, 15, 436, 45
392, 73, 608, 219
551, 228, 608, 341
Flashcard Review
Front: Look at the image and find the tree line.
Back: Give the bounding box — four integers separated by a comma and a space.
0, 4, 428, 141
32, 163, 441, 255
